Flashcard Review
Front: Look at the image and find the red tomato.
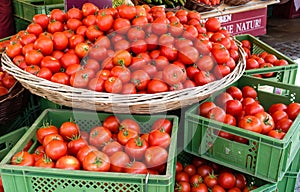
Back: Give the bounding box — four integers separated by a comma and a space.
40, 56, 61, 73
178, 46, 199, 65
96, 14, 113, 32
242, 86, 257, 99
225, 100, 243, 117
255, 112, 275, 134
205, 17, 221, 32
162, 64, 184, 85
268, 129, 286, 139
218, 171, 236, 189
34, 155, 55, 168
124, 137, 149, 160
11, 151, 35, 166
34, 36, 54, 56
42, 133, 64, 147
286, 102, 300, 120
120, 119, 140, 133
204, 173, 218, 188
144, 146, 168, 169
109, 151, 130, 172
194, 71, 215, 86
124, 161, 148, 174
59, 121, 80, 141
82, 150, 110, 171
197, 164, 213, 177
37, 67, 52, 80
89, 126, 112, 148
45, 140, 68, 161
271, 110, 289, 123
238, 116, 262, 133
211, 44, 230, 64
55, 155, 80, 170
103, 115, 120, 133
151, 118, 172, 134
33, 14, 49, 29
102, 140, 123, 157
235, 173, 247, 189
76, 145, 98, 163
104, 77, 123, 93
175, 181, 191, 192
176, 171, 190, 182
176, 161, 183, 173
226, 86, 243, 100
214, 92, 233, 108
36, 124, 59, 144
51, 72, 70, 85
246, 58, 259, 70
148, 129, 171, 148
276, 118, 293, 133
199, 101, 217, 117
207, 107, 226, 122
268, 103, 287, 115
68, 136, 88, 156
147, 79, 168, 93
117, 128, 138, 146
244, 103, 264, 116
25, 49, 44, 66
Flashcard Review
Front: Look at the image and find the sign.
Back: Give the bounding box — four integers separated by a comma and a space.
217, 8, 267, 36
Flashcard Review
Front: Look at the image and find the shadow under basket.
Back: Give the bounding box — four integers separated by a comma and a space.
0, 82, 30, 126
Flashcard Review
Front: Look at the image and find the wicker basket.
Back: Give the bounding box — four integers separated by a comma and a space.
224, 0, 251, 6
1, 43, 246, 114
0, 82, 29, 125
184, 0, 222, 12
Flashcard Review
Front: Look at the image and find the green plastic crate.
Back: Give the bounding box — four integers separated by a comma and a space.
235, 34, 298, 84
0, 127, 28, 160
0, 109, 179, 192
184, 75, 300, 183
0, 94, 41, 136
13, 0, 64, 22
13, 16, 30, 32
177, 151, 277, 192
287, 148, 300, 173
276, 172, 299, 192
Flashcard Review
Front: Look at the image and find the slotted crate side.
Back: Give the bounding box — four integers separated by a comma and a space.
14, 16, 31, 32
0, 109, 178, 192
13, 0, 64, 22
177, 151, 277, 192
235, 34, 298, 84
184, 75, 300, 183
276, 172, 299, 192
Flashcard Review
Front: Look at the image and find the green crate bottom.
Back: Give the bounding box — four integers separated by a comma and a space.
277, 172, 299, 192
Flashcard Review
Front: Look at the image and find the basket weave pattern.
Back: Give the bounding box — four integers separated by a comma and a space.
1, 42, 246, 114
224, 0, 251, 6
184, 0, 222, 12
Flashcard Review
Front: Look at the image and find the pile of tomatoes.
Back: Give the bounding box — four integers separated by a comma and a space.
4, 3, 240, 94
241, 39, 289, 78
196, 0, 221, 6
11, 115, 174, 174
175, 154, 259, 192
198, 85, 300, 140
0, 67, 17, 96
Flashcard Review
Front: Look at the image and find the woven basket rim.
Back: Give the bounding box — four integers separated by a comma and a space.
1, 41, 246, 114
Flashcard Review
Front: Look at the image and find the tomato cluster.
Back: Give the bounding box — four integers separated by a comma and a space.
196, 0, 221, 6
175, 155, 259, 192
241, 39, 289, 78
199, 85, 300, 140
11, 116, 174, 174
0, 67, 17, 96
5, 4, 239, 94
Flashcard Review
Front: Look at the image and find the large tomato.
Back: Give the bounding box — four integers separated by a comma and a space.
242, 86, 257, 99
117, 128, 138, 145
148, 129, 171, 148
68, 136, 89, 156
109, 151, 131, 172
34, 36, 54, 56
96, 14, 113, 32
42, 133, 64, 147
124, 137, 149, 160
276, 118, 293, 133
45, 140, 68, 161
103, 115, 120, 133
268, 129, 285, 139
25, 49, 44, 66
268, 103, 287, 115
36, 124, 59, 144
102, 140, 123, 157
215, 93, 234, 109
151, 118, 172, 134
225, 100, 243, 117
40, 56, 61, 73
55, 155, 81, 170
131, 70, 150, 91
286, 102, 300, 120
82, 150, 110, 171
255, 112, 275, 134
125, 161, 148, 174
89, 126, 112, 149
238, 116, 262, 133
207, 107, 226, 122
11, 151, 35, 166
76, 145, 98, 163
205, 17, 221, 32
211, 44, 230, 64
144, 146, 168, 169
59, 121, 80, 141
34, 155, 55, 168
218, 171, 236, 189
196, 55, 215, 72
104, 77, 123, 93
163, 64, 184, 85
178, 46, 199, 65
226, 86, 243, 101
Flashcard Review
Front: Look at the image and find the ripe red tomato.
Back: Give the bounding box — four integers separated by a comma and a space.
109, 151, 130, 172
59, 121, 80, 141
76, 145, 98, 163
55, 155, 80, 170
286, 102, 300, 120
268, 103, 287, 115
124, 137, 148, 160
104, 76, 123, 93
268, 129, 286, 139
276, 118, 293, 133
33, 14, 49, 29
68, 136, 88, 156
34, 36, 54, 56
40, 56, 61, 73
37, 67, 53, 80
225, 100, 243, 117
211, 44, 230, 64
196, 55, 215, 72
194, 71, 215, 86
199, 101, 217, 117
51, 72, 70, 85
103, 115, 120, 133
235, 173, 247, 189
162, 64, 184, 85
96, 14, 113, 32
255, 112, 275, 134
89, 126, 112, 148
214, 92, 233, 108
176, 161, 183, 173
242, 86, 257, 99
34, 155, 55, 168
204, 173, 218, 188
11, 151, 35, 166
151, 118, 172, 134
124, 161, 148, 174
207, 107, 226, 122
102, 140, 123, 157
42, 133, 64, 147
82, 150, 110, 171
45, 140, 68, 161
197, 164, 213, 177
25, 49, 44, 66
147, 79, 168, 93
144, 146, 168, 169
178, 46, 199, 65
244, 103, 264, 116
226, 86, 243, 101
218, 171, 236, 189
148, 129, 171, 148
175, 181, 191, 192
117, 128, 138, 145
238, 116, 262, 133
271, 110, 289, 123
246, 58, 259, 70
205, 17, 221, 32
36, 124, 59, 144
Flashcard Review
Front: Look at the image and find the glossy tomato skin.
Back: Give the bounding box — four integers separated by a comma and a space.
82, 150, 110, 171
238, 115, 262, 133
268, 129, 286, 139
11, 151, 35, 166
144, 146, 168, 169
255, 112, 275, 134
218, 171, 236, 189
286, 102, 300, 120
36, 125, 59, 144
268, 103, 287, 115
68, 137, 89, 156
89, 126, 112, 149
102, 140, 123, 157
276, 118, 293, 133
109, 151, 130, 172
151, 118, 172, 134
103, 115, 120, 133
124, 161, 148, 174
124, 137, 148, 160
76, 145, 98, 163
59, 121, 80, 141
45, 140, 68, 161
55, 155, 81, 170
